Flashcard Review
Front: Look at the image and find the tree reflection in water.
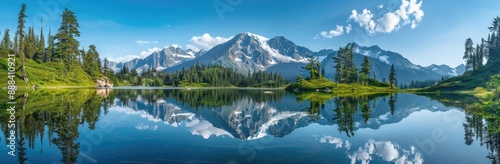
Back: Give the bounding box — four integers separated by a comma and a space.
427, 90, 500, 164
0, 89, 111, 164
3, 88, 500, 163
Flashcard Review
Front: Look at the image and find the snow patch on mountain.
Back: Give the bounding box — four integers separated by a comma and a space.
378, 55, 390, 64
247, 32, 307, 63
247, 111, 308, 140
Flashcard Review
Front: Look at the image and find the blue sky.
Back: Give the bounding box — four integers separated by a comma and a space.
0, 0, 499, 67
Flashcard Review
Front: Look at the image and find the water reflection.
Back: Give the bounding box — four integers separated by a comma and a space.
113, 89, 308, 140
426, 93, 500, 163
0, 89, 113, 164
1, 89, 499, 163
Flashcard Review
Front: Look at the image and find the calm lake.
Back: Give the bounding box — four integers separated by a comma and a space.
0, 89, 497, 164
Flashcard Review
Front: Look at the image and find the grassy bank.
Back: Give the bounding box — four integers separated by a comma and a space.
285, 78, 398, 95
422, 60, 500, 93
0, 58, 96, 88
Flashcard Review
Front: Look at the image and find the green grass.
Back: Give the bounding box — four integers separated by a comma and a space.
285, 78, 337, 91
0, 89, 101, 116
178, 82, 211, 87
422, 60, 500, 92
285, 77, 398, 94
0, 58, 96, 88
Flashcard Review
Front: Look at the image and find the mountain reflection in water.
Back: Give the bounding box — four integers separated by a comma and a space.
0, 89, 498, 163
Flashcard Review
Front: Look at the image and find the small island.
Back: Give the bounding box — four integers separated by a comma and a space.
285, 43, 399, 95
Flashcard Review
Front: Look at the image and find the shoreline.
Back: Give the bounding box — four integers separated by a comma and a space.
15, 86, 288, 90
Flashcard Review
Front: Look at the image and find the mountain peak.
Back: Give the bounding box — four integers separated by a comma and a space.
169, 44, 182, 49
350, 42, 360, 47
235, 32, 269, 41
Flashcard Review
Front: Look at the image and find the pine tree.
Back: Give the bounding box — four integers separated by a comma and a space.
46, 29, 54, 62
345, 44, 358, 83
334, 43, 358, 84
463, 38, 475, 72
103, 58, 109, 75
488, 16, 500, 61
24, 27, 36, 60
0, 29, 12, 56
80, 47, 86, 68
54, 8, 81, 72
304, 56, 320, 80
83, 45, 101, 77
16, 4, 28, 82
333, 49, 343, 83
488, 33, 495, 61
475, 44, 483, 70
36, 26, 45, 62
360, 56, 371, 85
389, 64, 396, 89
13, 33, 18, 57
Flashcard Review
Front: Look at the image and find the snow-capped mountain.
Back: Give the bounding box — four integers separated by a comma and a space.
424, 64, 466, 77
106, 60, 120, 72
111, 90, 459, 140
167, 32, 309, 75
109, 32, 464, 84
321, 43, 465, 85
113, 46, 200, 73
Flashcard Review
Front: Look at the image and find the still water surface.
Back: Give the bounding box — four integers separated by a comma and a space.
0, 89, 496, 163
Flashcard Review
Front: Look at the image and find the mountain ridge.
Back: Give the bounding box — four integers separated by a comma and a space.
107, 32, 464, 84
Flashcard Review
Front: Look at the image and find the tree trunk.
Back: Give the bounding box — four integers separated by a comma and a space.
21, 59, 28, 82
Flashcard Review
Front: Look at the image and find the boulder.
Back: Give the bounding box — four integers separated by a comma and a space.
96, 77, 113, 88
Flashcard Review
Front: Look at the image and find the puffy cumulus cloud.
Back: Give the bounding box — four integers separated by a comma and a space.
135, 40, 159, 45
349, 9, 375, 30
315, 136, 424, 164
140, 47, 163, 57
108, 47, 168, 62
319, 25, 344, 39
316, 25, 354, 39
108, 55, 142, 63
186, 33, 233, 51
347, 140, 424, 164
378, 4, 384, 9
346, 24, 353, 34
317, 0, 424, 38
375, 12, 401, 33
135, 123, 159, 131
396, 0, 424, 23
349, 0, 424, 34
170, 44, 182, 49
316, 135, 352, 150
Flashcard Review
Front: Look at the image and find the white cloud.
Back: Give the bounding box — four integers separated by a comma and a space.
135, 40, 159, 45
349, 9, 376, 32
350, 0, 424, 34
108, 45, 182, 62
318, 0, 424, 38
411, 20, 417, 29
108, 55, 142, 63
347, 140, 424, 164
186, 33, 233, 51
319, 136, 344, 148
378, 4, 384, 9
140, 47, 162, 57
317, 25, 352, 39
135, 123, 159, 130
315, 136, 423, 164
346, 24, 352, 34
375, 12, 401, 33
396, 0, 424, 24
170, 44, 181, 49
